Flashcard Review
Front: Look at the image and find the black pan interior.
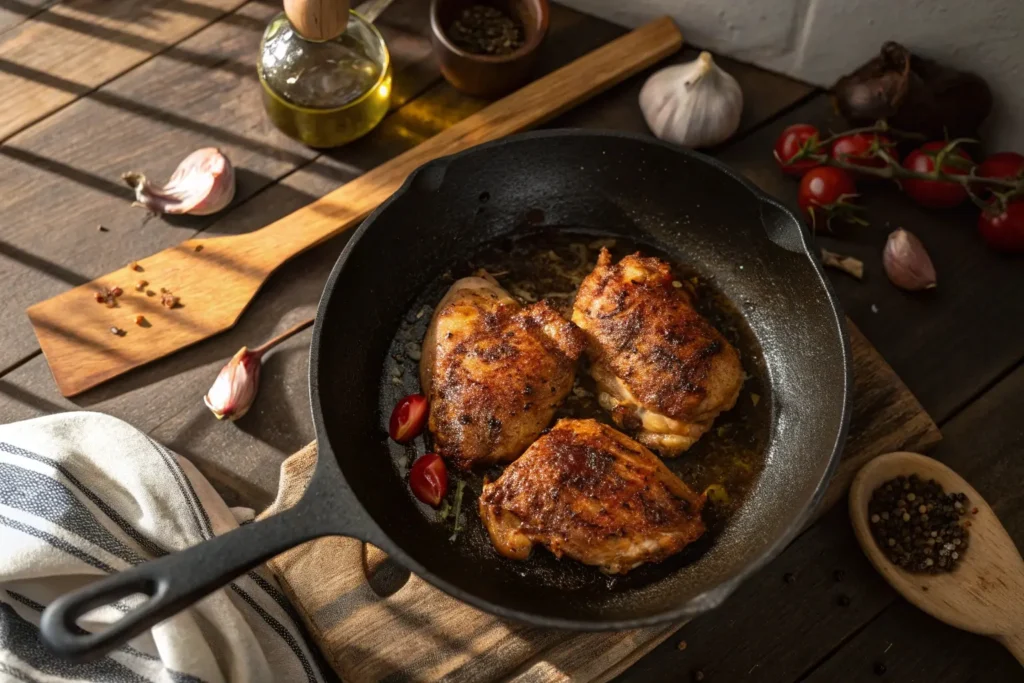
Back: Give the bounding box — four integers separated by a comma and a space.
312, 131, 850, 625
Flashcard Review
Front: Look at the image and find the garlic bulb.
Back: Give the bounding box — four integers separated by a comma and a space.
883, 229, 936, 291
639, 51, 743, 148
122, 147, 235, 216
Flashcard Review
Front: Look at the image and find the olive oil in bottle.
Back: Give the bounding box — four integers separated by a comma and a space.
258, 4, 391, 148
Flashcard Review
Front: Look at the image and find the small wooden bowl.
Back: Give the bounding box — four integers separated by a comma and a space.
430, 0, 549, 98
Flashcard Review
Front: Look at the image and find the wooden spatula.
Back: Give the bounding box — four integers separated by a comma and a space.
850, 452, 1024, 666
27, 17, 683, 397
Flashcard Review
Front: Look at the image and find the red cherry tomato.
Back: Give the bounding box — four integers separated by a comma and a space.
975, 152, 1024, 197
774, 124, 822, 176
409, 453, 448, 507
388, 394, 428, 443
978, 201, 1024, 252
977, 151, 1024, 181
901, 142, 974, 208
797, 167, 858, 226
830, 133, 892, 170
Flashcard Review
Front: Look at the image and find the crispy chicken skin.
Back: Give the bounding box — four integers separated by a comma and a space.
420, 272, 586, 469
479, 418, 706, 574
571, 249, 743, 457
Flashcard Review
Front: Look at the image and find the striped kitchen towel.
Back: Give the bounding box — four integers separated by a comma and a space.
0, 412, 326, 683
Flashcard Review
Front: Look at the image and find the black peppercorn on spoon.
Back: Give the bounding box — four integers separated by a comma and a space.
850, 451, 1024, 668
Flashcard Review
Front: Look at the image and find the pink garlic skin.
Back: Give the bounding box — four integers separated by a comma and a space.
123, 147, 235, 216
883, 229, 937, 291
204, 346, 261, 421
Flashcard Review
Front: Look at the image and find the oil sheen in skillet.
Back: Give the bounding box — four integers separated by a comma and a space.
379, 230, 770, 590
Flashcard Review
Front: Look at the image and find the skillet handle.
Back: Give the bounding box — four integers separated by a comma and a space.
40, 498, 334, 662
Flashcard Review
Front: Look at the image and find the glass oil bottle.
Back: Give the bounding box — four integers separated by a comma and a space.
258, 1, 392, 148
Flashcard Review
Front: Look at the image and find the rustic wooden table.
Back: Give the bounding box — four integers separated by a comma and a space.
0, 1, 1021, 680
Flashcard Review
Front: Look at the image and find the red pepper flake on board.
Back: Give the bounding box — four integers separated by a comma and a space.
129, 261, 142, 271
135, 280, 148, 291
134, 315, 146, 326
95, 287, 121, 307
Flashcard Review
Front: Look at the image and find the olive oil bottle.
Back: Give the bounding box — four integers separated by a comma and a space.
258, 0, 391, 148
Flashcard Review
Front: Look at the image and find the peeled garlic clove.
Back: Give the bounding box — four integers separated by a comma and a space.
639, 51, 743, 148
883, 229, 937, 291
204, 346, 261, 421
122, 147, 235, 215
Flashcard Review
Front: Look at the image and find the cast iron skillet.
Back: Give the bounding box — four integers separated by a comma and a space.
41, 130, 852, 661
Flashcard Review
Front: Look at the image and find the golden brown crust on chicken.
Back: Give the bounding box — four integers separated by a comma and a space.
479, 418, 705, 574
571, 249, 743, 456
421, 273, 586, 469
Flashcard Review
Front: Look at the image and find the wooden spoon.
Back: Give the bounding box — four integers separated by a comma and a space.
850, 451, 1024, 665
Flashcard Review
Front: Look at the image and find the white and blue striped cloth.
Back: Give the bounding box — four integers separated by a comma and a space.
0, 412, 326, 683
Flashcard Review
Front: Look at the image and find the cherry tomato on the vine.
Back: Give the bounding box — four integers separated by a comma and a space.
978, 201, 1024, 253
409, 453, 448, 507
388, 394, 428, 443
975, 152, 1024, 198
774, 124, 822, 176
901, 141, 974, 209
798, 167, 858, 229
830, 133, 893, 170
977, 152, 1024, 182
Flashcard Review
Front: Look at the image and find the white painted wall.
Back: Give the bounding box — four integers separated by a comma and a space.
561, 0, 1024, 150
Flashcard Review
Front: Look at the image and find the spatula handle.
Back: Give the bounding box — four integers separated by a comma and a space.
239, 17, 683, 272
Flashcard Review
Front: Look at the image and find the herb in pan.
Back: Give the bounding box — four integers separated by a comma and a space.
448, 479, 466, 541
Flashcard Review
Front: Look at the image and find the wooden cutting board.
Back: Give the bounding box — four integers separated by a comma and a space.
256, 323, 941, 683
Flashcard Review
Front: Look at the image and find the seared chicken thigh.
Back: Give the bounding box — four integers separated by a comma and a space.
420, 272, 586, 469
479, 418, 705, 573
572, 249, 743, 456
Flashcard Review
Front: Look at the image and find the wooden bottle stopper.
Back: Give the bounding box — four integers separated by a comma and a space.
284, 0, 351, 41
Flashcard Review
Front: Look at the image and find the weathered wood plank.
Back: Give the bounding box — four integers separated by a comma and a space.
0, 0, 435, 374
806, 599, 1023, 683
0, 0, 255, 140
0, 0, 59, 37
711, 94, 1024, 424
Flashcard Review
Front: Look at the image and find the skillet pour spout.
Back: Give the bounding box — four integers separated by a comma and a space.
41, 130, 851, 661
